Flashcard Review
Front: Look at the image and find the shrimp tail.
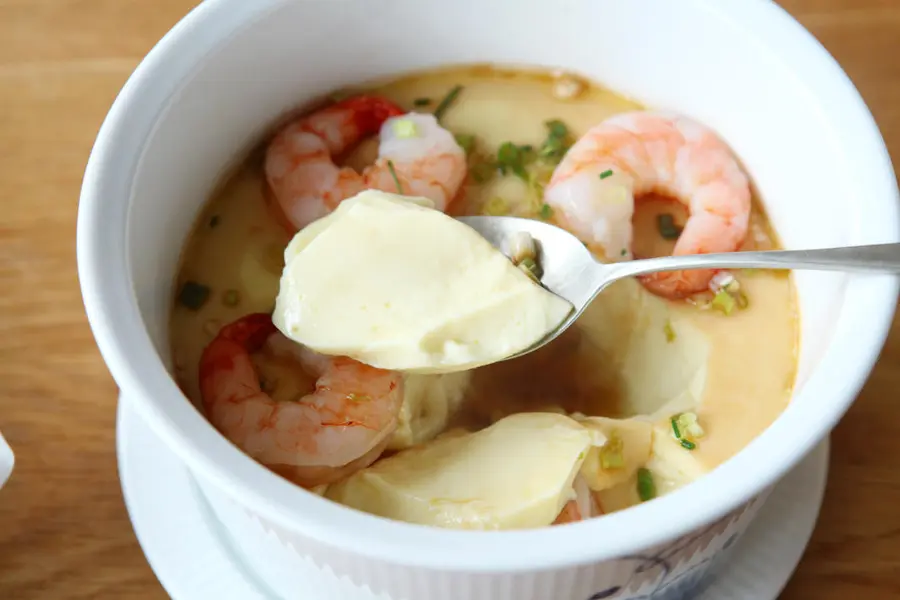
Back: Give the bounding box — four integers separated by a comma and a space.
216, 312, 277, 348
199, 313, 275, 406
333, 95, 406, 138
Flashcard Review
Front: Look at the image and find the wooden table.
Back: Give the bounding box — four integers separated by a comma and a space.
1, 1, 899, 598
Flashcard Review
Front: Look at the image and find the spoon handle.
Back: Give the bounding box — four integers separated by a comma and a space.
605, 243, 900, 279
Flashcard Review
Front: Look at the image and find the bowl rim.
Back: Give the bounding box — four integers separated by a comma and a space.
78, 0, 899, 572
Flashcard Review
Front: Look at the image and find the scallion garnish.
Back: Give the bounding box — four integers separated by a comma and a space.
599, 169, 614, 180
540, 204, 554, 220
670, 416, 681, 440
599, 432, 625, 470
413, 97, 432, 107
497, 142, 531, 180
387, 159, 404, 194
538, 119, 572, 164
711, 288, 736, 315
518, 257, 543, 281
677, 412, 705, 439
637, 468, 656, 502
433, 84, 463, 120
671, 412, 703, 451
657, 213, 683, 240
177, 281, 210, 311
392, 119, 418, 139
546, 119, 568, 138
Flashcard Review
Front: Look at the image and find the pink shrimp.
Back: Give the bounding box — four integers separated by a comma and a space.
199, 313, 403, 487
544, 111, 751, 299
265, 95, 467, 232
552, 476, 599, 525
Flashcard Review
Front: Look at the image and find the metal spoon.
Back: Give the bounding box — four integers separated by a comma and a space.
457, 215, 900, 359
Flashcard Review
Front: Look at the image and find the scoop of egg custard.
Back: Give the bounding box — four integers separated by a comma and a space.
272, 189, 712, 529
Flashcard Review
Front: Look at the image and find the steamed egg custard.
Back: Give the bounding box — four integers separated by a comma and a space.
273, 190, 573, 374
170, 66, 797, 530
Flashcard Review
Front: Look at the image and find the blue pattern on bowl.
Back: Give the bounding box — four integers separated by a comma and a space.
586, 501, 754, 599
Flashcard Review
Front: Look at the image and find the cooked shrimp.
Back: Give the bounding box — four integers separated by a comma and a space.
265, 96, 466, 232
544, 111, 751, 298
364, 112, 467, 212
553, 500, 583, 525
552, 475, 597, 525
199, 313, 403, 487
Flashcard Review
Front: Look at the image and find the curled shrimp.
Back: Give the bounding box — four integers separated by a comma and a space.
199, 313, 403, 487
265, 95, 466, 232
544, 111, 751, 299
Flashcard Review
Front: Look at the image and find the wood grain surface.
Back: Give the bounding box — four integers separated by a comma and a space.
1, 1, 899, 598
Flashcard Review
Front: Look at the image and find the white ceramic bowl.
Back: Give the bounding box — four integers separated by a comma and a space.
78, 1, 899, 598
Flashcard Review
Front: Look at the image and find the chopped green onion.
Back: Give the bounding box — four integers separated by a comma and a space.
600, 452, 624, 469
454, 133, 476, 155
392, 119, 418, 139
538, 124, 571, 163
664, 320, 676, 343
637, 468, 656, 502
671, 412, 701, 450
599, 169, 614, 180
545, 119, 569, 139
518, 257, 543, 281
676, 412, 705, 439
670, 416, 682, 440
599, 432, 625, 470
497, 142, 530, 180
222, 289, 241, 307
497, 142, 519, 165
387, 159, 404, 194
620, 248, 627, 256
539, 204, 554, 220
208, 215, 220, 228
711, 288, 736, 315
657, 213, 683, 240
482, 196, 509, 216
433, 84, 463, 120
413, 97, 432, 107
469, 161, 496, 184
177, 281, 210, 310
538, 119, 572, 165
